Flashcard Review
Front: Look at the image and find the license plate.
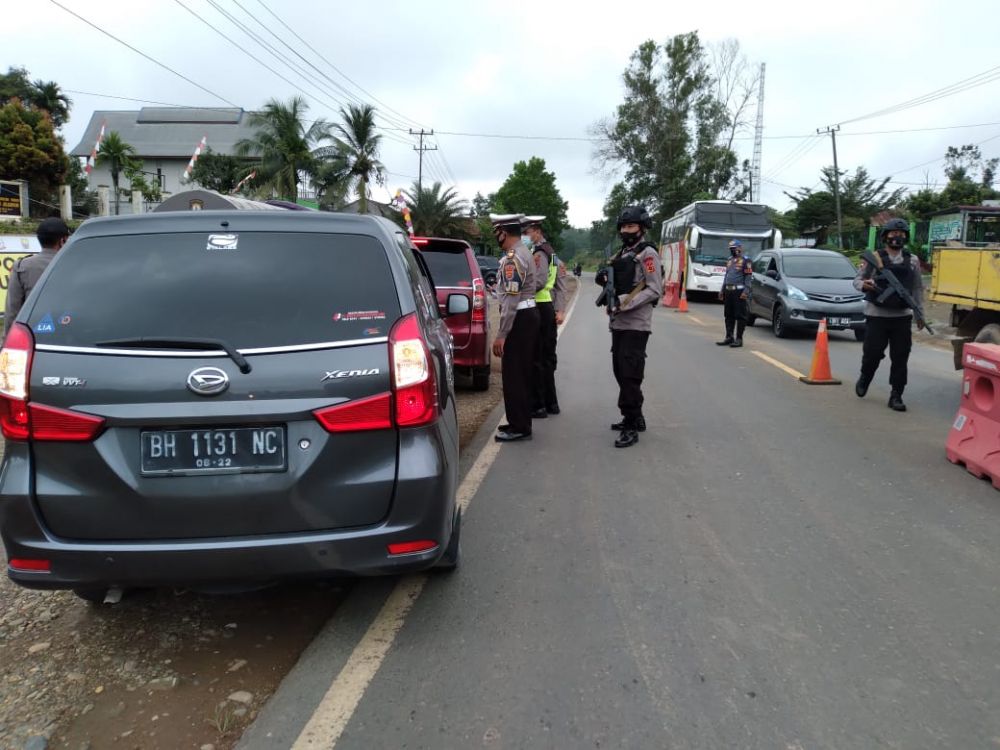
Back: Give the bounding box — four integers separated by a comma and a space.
141, 427, 287, 476
828, 317, 850, 328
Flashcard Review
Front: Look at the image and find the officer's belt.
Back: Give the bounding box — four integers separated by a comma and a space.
724, 284, 745, 291
515, 299, 537, 311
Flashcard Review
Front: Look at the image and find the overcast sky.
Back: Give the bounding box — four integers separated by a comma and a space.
8, 0, 1000, 226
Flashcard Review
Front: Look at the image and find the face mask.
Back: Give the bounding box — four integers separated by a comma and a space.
521, 235, 533, 249
730, 247, 740, 257
885, 235, 905, 250
619, 230, 641, 246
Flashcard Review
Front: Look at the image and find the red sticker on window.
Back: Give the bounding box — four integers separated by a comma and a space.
644, 257, 655, 274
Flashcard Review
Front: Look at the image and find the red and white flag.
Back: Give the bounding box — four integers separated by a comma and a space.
84, 120, 107, 175
182, 135, 208, 182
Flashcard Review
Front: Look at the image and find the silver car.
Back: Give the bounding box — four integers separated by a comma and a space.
749, 248, 866, 340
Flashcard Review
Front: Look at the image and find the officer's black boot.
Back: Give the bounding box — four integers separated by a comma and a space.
611, 416, 645, 432
731, 322, 745, 347
888, 390, 907, 412
615, 428, 639, 448
531, 408, 549, 419
855, 374, 872, 398
716, 334, 734, 346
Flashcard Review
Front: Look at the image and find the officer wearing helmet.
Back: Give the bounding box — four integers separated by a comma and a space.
716, 239, 753, 348
853, 218, 924, 412
491, 214, 540, 441
595, 205, 663, 448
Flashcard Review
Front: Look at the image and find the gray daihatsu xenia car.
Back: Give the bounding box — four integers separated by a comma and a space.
0, 211, 462, 602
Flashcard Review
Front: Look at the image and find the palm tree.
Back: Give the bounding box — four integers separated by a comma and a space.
235, 96, 334, 201
332, 104, 385, 214
404, 182, 469, 237
31, 80, 71, 129
96, 131, 138, 215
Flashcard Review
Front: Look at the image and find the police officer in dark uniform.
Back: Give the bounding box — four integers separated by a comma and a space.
596, 206, 663, 448
523, 215, 563, 418
853, 218, 924, 412
492, 214, 540, 442
4, 217, 70, 340
716, 239, 753, 348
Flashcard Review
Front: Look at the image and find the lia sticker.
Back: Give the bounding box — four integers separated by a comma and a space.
207, 233, 239, 250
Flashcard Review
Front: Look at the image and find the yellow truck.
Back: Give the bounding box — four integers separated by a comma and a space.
931, 244, 1000, 367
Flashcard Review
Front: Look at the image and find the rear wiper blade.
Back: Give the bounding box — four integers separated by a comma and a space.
95, 336, 251, 374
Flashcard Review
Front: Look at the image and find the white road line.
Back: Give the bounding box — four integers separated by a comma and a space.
291, 576, 427, 749
291, 280, 583, 748
687, 315, 706, 326
751, 350, 806, 379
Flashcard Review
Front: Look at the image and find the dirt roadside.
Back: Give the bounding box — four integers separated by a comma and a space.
0, 280, 577, 750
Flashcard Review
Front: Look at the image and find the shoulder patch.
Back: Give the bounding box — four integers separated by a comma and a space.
644, 256, 656, 274
534, 253, 543, 268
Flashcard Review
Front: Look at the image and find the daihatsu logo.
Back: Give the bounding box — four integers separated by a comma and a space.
187, 367, 230, 396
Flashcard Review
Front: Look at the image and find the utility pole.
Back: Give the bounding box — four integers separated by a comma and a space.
750, 63, 766, 203
409, 129, 437, 194
817, 125, 844, 250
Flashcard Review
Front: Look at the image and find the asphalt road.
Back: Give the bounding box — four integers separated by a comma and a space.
240, 289, 1000, 750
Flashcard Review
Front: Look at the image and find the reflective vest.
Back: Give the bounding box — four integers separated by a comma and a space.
535, 252, 558, 303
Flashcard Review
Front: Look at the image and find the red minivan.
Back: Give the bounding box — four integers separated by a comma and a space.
412, 237, 491, 390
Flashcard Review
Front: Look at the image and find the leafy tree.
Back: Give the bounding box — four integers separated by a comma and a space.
403, 181, 468, 237
0, 67, 71, 129
593, 32, 747, 222
331, 103, 385, 214
124, 163, 162, 203
492, 157, 569, 250
470, 191, 493, 217
190, 148, 253, 194
901, 188, 946, 221
96, 131, 138, 215
0, 98, 68, 215
236, 96, 334, 201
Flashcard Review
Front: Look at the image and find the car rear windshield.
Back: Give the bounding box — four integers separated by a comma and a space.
419, 243, 474, 287
783, 256, 856, 279
26, 231, 402, 349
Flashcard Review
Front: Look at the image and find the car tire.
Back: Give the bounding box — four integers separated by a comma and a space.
854, 327, 866, 342
974, 323, 1000, 345
471, 365, 490, 391
73, 588, 110, 604
435, 510, 461, 571
772, 304, 789, 338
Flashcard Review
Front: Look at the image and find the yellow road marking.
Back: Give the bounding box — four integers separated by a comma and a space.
751, 350, 806, 379
293, 274, 583, 747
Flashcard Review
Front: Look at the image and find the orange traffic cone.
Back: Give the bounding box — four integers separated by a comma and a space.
676, 285, 689, 313
799, 318, 842, 385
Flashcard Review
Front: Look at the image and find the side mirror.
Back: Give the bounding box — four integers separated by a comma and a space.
446, 293, 470, 316
765, 269, 779, 280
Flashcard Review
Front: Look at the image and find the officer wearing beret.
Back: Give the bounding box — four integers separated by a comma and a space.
4, 217, 70, 340
492, 214, 540, 442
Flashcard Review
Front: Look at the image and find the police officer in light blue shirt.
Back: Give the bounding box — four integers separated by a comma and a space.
716, 239, 753, 348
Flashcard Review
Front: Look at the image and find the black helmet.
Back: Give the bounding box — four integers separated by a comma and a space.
879, 218, 909, 239
616, 205, 652, 230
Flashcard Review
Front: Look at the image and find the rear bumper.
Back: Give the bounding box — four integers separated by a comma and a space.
452, 327, 490, 369
781, 297, 866, 330
0, 426, 458, 589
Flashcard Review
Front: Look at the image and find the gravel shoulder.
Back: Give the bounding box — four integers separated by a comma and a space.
0, 279, 577, 750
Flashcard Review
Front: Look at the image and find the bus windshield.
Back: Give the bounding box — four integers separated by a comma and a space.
692, 235, 765, 264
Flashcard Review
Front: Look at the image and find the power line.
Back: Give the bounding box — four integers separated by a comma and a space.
835, 64, 1000, 127
48, 0, 239, 107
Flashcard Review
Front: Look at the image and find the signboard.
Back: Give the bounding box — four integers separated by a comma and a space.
929, 213, 962, 243
0, 181, 24, 218
0, 236, 41, 317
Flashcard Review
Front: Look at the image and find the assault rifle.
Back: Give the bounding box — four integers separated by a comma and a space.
860, 251, 934, 334
595, 265, 619, 314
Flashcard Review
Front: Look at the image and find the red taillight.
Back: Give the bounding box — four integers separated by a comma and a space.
387, 540, 437, 556
390, 314, 438, 428
411, 237, 429, 246
0, 322, 105, 442
472, 278, 486, 323
9, 558, 51, 572
29, 403, 106, 442
314, 392, 392, 433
